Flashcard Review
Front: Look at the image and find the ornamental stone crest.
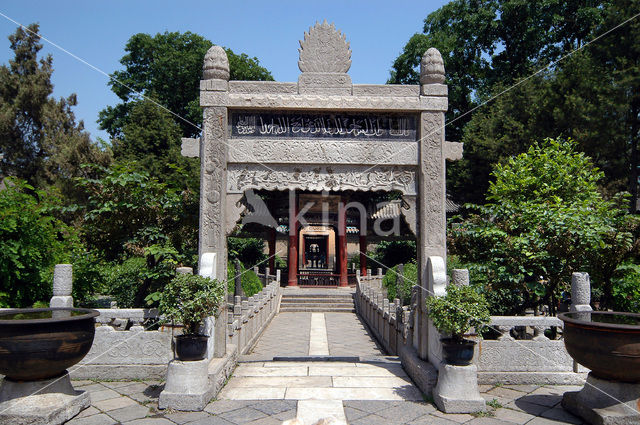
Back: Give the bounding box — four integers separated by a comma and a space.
298, 21, 351, 73
203, 46, 230, 81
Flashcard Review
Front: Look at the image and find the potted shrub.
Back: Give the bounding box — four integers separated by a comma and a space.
426, 284, 491, 366
159, 273, 225, 361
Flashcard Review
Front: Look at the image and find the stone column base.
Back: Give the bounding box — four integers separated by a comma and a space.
159, 344, 238, 411
159, 359, 210, 411
0, 371, 89, 425
433, 363, 486, 414
562, 372, 640, 425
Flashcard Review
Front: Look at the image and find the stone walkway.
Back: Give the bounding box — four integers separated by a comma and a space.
65, 309, 588, 424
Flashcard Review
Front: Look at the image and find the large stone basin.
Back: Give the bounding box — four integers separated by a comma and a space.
559, 311, 640, 382
0, 308, 99, 381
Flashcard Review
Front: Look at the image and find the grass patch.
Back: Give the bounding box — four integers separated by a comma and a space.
487, 398, 503, 409
472, 410, 495, 418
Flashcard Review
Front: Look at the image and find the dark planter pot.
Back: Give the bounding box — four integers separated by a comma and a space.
0, 308, 99, 381
559, 311, 640, 382
175, 334, 208, 361
441, 338, 476, 366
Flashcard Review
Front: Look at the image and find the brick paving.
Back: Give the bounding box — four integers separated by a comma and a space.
65, 300, 588, 424
244, 312, 311, 359
68, 379, 586, 424
325, 312, 384, 357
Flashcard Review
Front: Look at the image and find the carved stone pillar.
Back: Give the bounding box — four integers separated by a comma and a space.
417, 47, 448, 362
200, 45, 230, 357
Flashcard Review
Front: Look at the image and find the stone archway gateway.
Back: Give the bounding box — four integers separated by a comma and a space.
182, 21, 463, 358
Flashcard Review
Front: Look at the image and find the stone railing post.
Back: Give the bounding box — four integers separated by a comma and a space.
234, 259, 244, 297
50, 264, 73, 308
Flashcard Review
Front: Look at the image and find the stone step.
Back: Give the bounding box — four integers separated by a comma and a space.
282, 294, 354, 299
281, 297, 353, 304
279, 306, 355, 313
280, 302, 353, 308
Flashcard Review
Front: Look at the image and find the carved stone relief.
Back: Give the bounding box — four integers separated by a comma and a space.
200, 107, 228, 279
227, 140, 418, 165
298, 21, 351, 73
227, 164, 417, 195
419, 112, 445, 251
401, 195, 417, 235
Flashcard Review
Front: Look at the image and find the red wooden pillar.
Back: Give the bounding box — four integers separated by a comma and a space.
338, 201, 348, 287
287, 191, 298, 286
359, 234, 367, 276
268, 227, 276, 273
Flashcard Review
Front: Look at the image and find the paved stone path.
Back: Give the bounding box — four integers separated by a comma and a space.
66, 309, 588, 424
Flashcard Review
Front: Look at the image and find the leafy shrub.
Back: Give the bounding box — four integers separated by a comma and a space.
426, 284, 491, 341
102, 257, 148, 308
227, 262, 263, 297
382, 263, 417, 305
159, 273, 225, 334
0, 178, 70, 307
611, 263, 640, 313
449, 139, 638, 314
69, 247, 107, 307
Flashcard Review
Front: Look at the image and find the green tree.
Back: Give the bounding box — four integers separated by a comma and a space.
98, 31, 273, 139
76, 162, 197, 262
75, 163, 199, 306
389, 1, 608, 203
0, 24, 111, 192
449, 139, 637, 314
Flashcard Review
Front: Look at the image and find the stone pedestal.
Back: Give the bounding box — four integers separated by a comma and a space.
562, 373, 640, 425
159, 359, 210, 411
0, 371, 89, 425
433, 363, 486, 413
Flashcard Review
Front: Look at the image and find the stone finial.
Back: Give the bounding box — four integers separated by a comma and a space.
203, 45, 230, 81
420, 47, 445, 85
298, 21, 351, 73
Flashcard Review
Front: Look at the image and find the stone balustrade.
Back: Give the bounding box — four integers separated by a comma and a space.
227, 280, 282, 355
37, 261, 281, 381
355, 274, 587, 387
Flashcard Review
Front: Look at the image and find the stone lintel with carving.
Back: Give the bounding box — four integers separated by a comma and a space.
200, 91, 448, 111
224, 81, 421, 97
227, 164, 417, 195
227, 139, 418, 165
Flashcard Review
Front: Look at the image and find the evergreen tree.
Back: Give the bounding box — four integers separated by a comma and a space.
0, 24, 111, 191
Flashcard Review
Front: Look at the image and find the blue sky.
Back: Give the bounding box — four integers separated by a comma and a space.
0, 1, 449, 141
